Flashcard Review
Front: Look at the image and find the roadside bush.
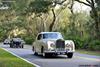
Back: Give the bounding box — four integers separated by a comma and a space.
88, 40, 100, 51
74, 37, 84, 49
23, 36, 35, 45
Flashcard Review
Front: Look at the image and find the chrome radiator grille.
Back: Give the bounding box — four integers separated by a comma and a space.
56, 39, 65, 48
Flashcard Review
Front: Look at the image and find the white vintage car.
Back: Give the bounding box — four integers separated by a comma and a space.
32, 32, 75, 58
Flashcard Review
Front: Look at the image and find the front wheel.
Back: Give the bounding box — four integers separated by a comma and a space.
67, 53, 73, 58
10, 44, 14, 48
43, 53, 50, 58
21, 45, 24, 48
41, 47, 49, 58
32, 46, 38, 55
10, 44, 12, 48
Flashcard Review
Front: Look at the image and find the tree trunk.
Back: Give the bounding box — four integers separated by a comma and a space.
91, 2, 100, 39
49, 9, 56, 32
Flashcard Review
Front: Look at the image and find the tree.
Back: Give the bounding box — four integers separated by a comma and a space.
75, 0, 100, 39
28, 0, 68, 32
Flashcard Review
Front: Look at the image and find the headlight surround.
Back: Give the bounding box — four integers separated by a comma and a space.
47, 41, 55, 48
65, 42, 73, 50
65, 43, 71, 48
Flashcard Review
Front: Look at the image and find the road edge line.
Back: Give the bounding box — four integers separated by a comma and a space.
2, 48, 41, 67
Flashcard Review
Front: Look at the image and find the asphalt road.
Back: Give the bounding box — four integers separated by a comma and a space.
0, 43, 100, 67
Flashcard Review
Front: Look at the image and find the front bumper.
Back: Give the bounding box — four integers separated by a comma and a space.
44, 49, 74, 55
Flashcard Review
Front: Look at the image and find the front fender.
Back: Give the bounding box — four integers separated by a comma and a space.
65, 40, 75, 52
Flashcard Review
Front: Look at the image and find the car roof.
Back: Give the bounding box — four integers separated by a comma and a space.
40, 32, 61, 34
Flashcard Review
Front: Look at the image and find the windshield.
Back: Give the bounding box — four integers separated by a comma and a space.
43, 33, 63, 39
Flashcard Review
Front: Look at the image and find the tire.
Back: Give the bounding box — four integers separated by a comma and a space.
43, 53, 50, 58
67, 53, 73, 58
10, 44, 12, 48
10, 44, 13, 48
41, 47, 49, 58
34, 52, 38, 55
21, 45, 24, 48
32, 46, 38, 55
15, 44, 18, 48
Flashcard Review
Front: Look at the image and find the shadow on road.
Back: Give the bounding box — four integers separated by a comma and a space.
22, 53, 69, 60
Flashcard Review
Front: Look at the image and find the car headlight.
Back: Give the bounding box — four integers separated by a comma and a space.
66, 43, 71, 47
50, 43, 55, 47
47, 41, 55, 48
65, 42, 73, 50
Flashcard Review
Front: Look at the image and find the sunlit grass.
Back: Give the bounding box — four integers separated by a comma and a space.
0, 48, 35, 67
76, 49, 100, 56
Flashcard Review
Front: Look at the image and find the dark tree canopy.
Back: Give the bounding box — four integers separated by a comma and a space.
29, 0, 52, 14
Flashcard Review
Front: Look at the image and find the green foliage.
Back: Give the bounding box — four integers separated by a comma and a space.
74, 37, 84, 49
0, 0, 100, 51
12, 0, 30, 14
64, 33, 100, 50
64, 35, 84, 49
29, 0, 52, 14
88, 40, 100, 51
23, 36, 35, 45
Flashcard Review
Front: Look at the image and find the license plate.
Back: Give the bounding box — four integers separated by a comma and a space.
56, 48, 65, 51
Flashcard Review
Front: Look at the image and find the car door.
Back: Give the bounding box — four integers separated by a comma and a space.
35, 34, 43, 53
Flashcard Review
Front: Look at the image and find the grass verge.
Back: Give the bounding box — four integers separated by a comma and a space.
0, 48, 35, 67
76, 49, 100, 56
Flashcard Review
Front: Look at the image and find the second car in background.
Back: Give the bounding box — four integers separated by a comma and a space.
10, 38, 25, 48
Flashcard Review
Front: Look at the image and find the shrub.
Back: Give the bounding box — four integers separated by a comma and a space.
73, 37, 84, 49
64, 36, 84, 49
24, 36, 35, 45
88, 40, 100, 51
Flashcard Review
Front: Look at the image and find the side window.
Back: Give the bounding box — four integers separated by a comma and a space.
37, 34, 42, 40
